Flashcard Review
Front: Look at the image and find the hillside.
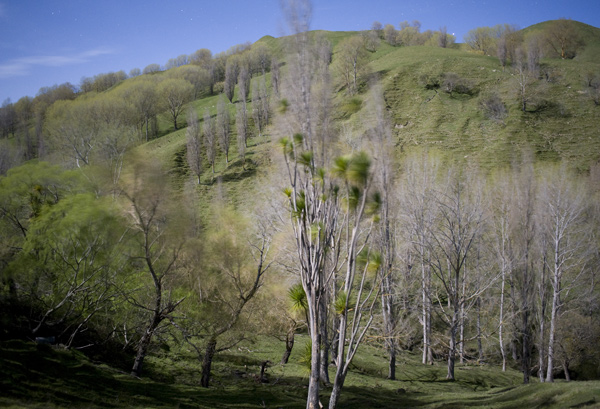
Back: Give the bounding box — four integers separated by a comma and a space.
2, 19, 600, 409
139, 21, 600, 190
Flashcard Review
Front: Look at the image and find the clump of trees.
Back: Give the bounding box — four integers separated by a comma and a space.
466, 19, 584, 64
373, 20, 455, 48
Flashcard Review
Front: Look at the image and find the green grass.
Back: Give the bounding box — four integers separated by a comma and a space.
2, 336, 600, 408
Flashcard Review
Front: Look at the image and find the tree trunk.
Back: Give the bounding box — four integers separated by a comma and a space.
563, 360, 571, 382
281, 327, 295, 365
319, 295, 330, 384
328, 371, 346, 409
307, 331, 321, 409
499, 264, 506, 371
131, 310, 161, 378
447, 309, 458, 380
545, 284, 559, 383
421, 262, 429, 365
476, 297, 483, 362
201, 337, 217, 388
306, 293, 321, 409
382, 271, 396, 379
131, 326, 153, 376
522, 308, 531, 384
388, 352, 396, 380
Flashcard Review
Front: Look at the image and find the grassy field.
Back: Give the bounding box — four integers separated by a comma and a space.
2, 335, 599, 408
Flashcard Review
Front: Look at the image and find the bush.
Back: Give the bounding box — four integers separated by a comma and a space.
442, 72, 475, 96
479, 93, 507, 121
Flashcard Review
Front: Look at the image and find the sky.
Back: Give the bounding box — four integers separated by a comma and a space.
1, 0, 599, 103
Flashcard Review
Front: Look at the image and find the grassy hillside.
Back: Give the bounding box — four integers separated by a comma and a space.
3, 336, 600, 409
3, 20, 600, 409
141, 21, 600, 196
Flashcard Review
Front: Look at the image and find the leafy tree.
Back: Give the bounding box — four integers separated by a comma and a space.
165, 54, 189, 69
465, 26, 495, 55
0, 98, 16, 138
175, 206, 273, 388
0, 162, 82, 285
334, 36, 369, 95
158, 78, 193, 130
142, 63, 162, 75
121, 78, 160, 142
544, 18, 584, 59
250, 43, 271, 76
172, 65, 211, 99
12, 193, 125, 345
383, 24, 398, 46
190, 48, 218, 94
398, 20, 422, 46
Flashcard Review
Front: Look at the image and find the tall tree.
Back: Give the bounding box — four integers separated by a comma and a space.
217, 95, 231, 165
399, 152, 439, 366
426, 167, 484, 381
203, 109, 217, 180
123, 161, 185, 378
544, 18, 584, 59
186, 109, 203, 184
236, 104, 247, 168
539, 166, 589, 382
158, 78, 193, 130
334, 36, 369, 95
368, 86, 398, 379
121, 78, 159, 142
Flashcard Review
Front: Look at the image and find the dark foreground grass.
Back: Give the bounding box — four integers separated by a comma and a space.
2, 336, 599, 409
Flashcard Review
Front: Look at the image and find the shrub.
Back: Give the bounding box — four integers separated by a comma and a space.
479, 93, 507, 121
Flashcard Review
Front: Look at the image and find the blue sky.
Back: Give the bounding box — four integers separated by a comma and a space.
1, 0, 599, 103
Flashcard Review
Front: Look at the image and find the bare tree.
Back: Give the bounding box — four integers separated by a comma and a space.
438, 26, 448, 48
217, 95, 231, 165
334, 36, 369, 95
224, 55, 241, 103
399, 153, 440, 365
270, 57, 281, 97
489, 172, 516, 372
186, 109, 202, 184
236, 103, 247, 168
426, 167, 485, 380
368, 86, 398, 378
238, 66, 251, 104
252, 78, 270, 138
203, 109, 217, 180
539, 166, 589, 382
124, 161, 185, 378
513, 48, 540, 112
510, 156, 537, 384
